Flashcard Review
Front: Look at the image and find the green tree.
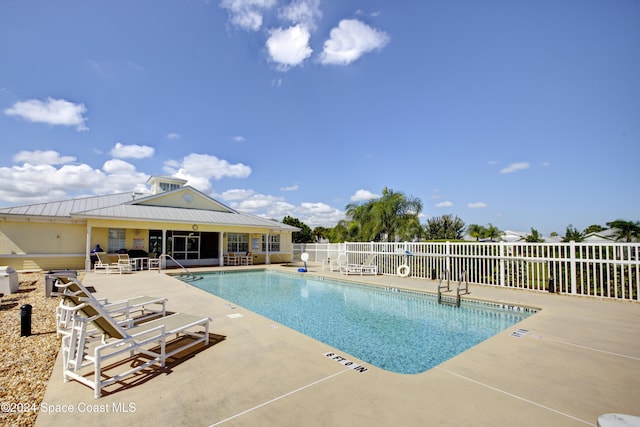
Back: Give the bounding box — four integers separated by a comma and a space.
424, 214, 466, 240
312, 226, 329, 242
467, 224, 486, 241
562, 224, 584, 242
606, 219, 640, 242
282, 216, 315, 243
525, 228, 545, 242
345, 187, 423, 242
484, 223, 502, 242
583, 224, 606, 235
326, 220, 357, 243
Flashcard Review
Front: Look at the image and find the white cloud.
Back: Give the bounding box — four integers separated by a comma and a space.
110, 142, 155, 159
436, 201, 453, 208
164, 153, 252, 193
102, 159, 137, 174
13, 150, 76, 165
297, 201, 345, 227
218, 188, 255, 201
277, 0, 322, 30
233, 136, 246, 142
228, 193, 293, 217
220, 0, 277, 31
0, 149, 345, 228
350, 189, 380, 202
4, 97, 89, 131
86, 59, 108, 77
468, 202, 488, 209
319, 19, 390, 66
280, 184, 298, 191
0, 152, 153, 205
221, 190, 344, 227
266, 25, 313, 70
500, 162, 530, 174
166, 133, 180, 140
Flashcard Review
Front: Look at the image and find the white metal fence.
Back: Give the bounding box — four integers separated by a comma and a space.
293, 241, 640, 302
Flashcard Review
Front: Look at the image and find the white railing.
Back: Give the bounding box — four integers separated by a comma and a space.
294, 241, 640, 302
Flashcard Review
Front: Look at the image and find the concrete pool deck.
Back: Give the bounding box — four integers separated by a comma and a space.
36, 264, 640, 426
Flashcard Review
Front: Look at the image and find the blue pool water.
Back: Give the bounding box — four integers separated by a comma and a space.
182, 270, 534, 374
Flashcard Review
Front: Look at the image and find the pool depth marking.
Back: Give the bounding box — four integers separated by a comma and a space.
324, 352, 369, 373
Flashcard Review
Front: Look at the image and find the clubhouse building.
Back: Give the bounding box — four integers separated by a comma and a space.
0, 176, 299, 271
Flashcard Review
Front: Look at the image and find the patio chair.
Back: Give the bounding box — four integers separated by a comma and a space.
343, 254, 378, 276
329, 254, 348, 272
54, 276, 167, 338
94, 252, 118, 274
224, 253, 239, 266
116, 253, 134, 273
240, 252, 253, 265
58, 278, 211, 398
148, 253, 160, 270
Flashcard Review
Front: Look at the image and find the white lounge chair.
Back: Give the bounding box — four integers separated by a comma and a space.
57, 278, 211, 398
54, 276, 167, 338
343, 254, 378, 276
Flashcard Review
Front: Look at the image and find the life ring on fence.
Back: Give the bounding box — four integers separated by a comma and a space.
397, 264, 410, 277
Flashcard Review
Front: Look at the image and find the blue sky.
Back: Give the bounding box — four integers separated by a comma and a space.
1, 0, 638, 235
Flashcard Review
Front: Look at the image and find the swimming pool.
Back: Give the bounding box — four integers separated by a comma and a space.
181, 270, 535, 374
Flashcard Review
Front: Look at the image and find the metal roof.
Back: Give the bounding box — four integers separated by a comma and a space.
72, 204, 298, 230
0, 191, 298, 232
0, 193, 135, 217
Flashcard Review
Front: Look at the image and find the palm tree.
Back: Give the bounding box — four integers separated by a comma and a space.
525, 228, 544, 242
345, 187, 423, 242
467, 224, 486, 241
562, 224, 584, 242
606, 219, 640, 242
484, 223, 502, 242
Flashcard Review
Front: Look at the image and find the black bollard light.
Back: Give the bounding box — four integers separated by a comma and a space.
20, 304, 32, 337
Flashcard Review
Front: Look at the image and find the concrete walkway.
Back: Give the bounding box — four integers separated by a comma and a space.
36, 265, 640, 426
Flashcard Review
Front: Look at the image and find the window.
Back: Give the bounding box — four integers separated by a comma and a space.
159, 182, 181, 192
227, 233, 249, 253
108, 229, 126, 252
262, 234, 280, 252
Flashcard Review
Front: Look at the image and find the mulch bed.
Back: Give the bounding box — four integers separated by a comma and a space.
0, 272, 62, 426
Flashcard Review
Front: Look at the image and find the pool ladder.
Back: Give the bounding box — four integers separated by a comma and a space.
437, 270, 469, 307
157, 254, 202, 281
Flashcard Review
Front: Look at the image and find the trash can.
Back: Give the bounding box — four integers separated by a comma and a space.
45, 270, 77, 297
21, 304, 32, 337
0, 266, 19, 294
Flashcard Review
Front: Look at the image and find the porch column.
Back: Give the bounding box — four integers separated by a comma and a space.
161, 229, 167, 269
266, 233, 270, 265
85, 225, 92, 272
219, 232, 224, 266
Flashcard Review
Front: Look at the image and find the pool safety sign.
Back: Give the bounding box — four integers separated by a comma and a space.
324, 352, 369, 373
